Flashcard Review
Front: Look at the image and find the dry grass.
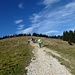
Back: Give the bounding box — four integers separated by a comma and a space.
41, 37, 75, 75
0, 36, 75, 75
0, 36, 33, 75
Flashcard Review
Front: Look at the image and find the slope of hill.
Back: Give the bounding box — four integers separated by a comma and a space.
42, 37, 75, 75
0, 36, 75, 75
0, 36, 33, 75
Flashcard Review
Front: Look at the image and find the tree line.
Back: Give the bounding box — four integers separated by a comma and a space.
0, 33, 62, 40
63, 30, 75, 43
0, 30, 75, 43
0, 33, 31, 40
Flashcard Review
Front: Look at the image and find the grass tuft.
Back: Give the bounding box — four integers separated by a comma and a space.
0, 36, 33, 75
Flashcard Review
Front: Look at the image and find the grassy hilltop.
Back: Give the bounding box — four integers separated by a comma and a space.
0, 36, 75, 75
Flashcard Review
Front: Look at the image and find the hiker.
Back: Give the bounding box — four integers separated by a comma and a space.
27, 38, 30, 44
32, 38, 36, 43
32, 38, 35, 43
38, 38, 42, 48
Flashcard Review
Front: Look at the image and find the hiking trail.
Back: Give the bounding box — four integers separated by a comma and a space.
25, 42, 72, 75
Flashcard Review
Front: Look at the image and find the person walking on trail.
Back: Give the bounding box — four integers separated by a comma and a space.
38, 38, 42, 48
27, 38, 30, 44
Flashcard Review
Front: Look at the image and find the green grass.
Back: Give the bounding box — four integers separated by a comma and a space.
42, 38, 75, 75
1, 36, 75, 75
0, 36, 33, 75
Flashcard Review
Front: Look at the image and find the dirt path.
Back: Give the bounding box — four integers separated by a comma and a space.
25, 42, 72, 75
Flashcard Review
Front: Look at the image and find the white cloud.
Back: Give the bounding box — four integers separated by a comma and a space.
16, 1, 75, 35
41, 0, 60, 8
16, 27, 33, 34
17, 24, 24, 30
45, 30, 59, 34
22, 27, 33, 33
65, 2, 75, 8
42, 0, 60, 5
18, 3, 24, 9
61, 12, 72, 17
15, 20, 23, 24
28, 1, 75, 35
30, 14, 42, 23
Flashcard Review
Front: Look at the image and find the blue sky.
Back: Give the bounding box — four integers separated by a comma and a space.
0, 0, 75, 37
